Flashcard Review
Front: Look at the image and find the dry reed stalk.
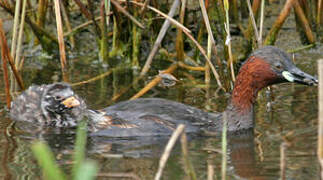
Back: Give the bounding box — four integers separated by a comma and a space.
280, 142, 287, 180
139, 0, 180, 77
199, 0, 223, 81
293, 0, 315, 43
140, 0, 150, 14
258, 0, 265, 46
54, 0, 68, 82
175, 0, 186, 62
318, 0, 322, 26
14, 0, 27, 69
199, 0, 220, 60
10, 0, 21, 58
0, 25, 11, 109
36, 0, 48, 28
154, 124, 185, 180
316, 0, 323, 26
318, 59, 323, 179
264, 0, 297, 45
132, 1, 224, 90
72, 70, 113, 86
110, 0, 144, 29
61, 2, 75, 48
181, 28, 224, 90
104, 0, 111, 27
223, 0, 235, 82
245, 0, 261, 41
0, 19, 24, 90
207, 163, 214, 180
9, 0, 21, 92
97, 173, 140, 180
205, 36, 211, 106
130, 63, 177, 100
131, 1, 190, 33
180, 132, 197, 180
246, 0, 260, 45
0, 1, 59, 52
178, 62, 205, 71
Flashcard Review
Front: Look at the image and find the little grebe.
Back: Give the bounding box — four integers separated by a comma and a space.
9, 46, 318, 136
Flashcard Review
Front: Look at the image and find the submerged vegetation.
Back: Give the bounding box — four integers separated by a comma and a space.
0, 0, 323, 179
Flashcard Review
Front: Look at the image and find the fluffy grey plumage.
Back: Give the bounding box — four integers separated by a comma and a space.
10, 83, 87, 128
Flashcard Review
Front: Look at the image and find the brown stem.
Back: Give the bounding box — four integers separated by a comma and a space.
131, 63, 177, 100
0, 1, 59, 53
175, 0, 186, 62
111, 0, 144, 28
317, 0, 322, 26
36, 0, 48, 27
73, 0, 101, 38
294, 0, 315, 44
61, 2, 75, 48
100, 0, 109, 62
264, 0, 297, 45
140, 0, 180, 77
54, 0, 68, 82
0, 19, 11, 109
0, 19, 24, 91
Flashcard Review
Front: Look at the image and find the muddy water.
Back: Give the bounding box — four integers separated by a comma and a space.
0, 2, 322, 180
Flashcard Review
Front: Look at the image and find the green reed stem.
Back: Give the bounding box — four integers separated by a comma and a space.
72, 120, 88, 177
32, 142, 67, 180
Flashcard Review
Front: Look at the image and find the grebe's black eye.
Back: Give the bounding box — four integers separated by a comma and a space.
274, 62, 283, 70
54, 95, 63, 101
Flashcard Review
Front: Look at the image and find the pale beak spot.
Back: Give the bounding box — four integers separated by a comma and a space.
61, 96, 80, 108
282, 71, 294, 82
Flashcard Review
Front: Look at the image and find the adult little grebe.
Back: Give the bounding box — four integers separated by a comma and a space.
9, 46, 318, 136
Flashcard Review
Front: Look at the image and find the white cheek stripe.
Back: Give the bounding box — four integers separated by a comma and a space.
282, 71, 294, 82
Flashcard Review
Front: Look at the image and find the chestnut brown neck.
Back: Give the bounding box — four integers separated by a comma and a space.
224, 57, 279, 131
230, 57, 277, 113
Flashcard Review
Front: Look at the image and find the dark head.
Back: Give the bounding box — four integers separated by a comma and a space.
231, 46, 317, 113
10, 83, 87, 127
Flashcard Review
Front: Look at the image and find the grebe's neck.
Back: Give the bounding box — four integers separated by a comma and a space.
225, 57, 278, 131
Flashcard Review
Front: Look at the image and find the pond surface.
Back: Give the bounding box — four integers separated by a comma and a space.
0, 1, 322, 179
0, 48, 321, 179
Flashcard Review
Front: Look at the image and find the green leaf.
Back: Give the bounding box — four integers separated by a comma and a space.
74, 161, 98, 180
32, 142, 66, 180
72, 120, 88, 178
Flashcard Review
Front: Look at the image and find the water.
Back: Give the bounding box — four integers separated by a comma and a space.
0, 50, 319, 179
0, 1, 322, 179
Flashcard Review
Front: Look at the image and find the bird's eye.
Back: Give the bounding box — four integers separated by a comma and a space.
54, 95, 63, 100
275, 63, 282, 70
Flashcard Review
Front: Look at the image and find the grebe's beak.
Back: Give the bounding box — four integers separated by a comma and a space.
282, 67, 318, 86
61, 96, 80, 108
